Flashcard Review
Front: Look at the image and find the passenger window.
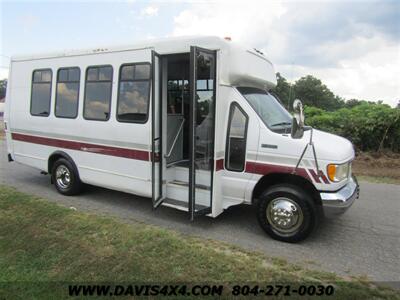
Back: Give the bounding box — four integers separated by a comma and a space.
117, 63, 151, 123
226, 103, 248, 172
31, 69, 52, 116
83, 66, 113, 121
55, 67, 80, 118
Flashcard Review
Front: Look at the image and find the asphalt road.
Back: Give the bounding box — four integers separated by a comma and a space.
1, 139, 399, 286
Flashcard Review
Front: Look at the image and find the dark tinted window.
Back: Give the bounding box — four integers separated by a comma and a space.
99, 67, 112, 81
83, 66, 113, 121
55, 67, 80, 118
135, 64, 150, 80
226, 103, 248, 172
117, 63, 151, 123
121, 65, 134, 80
31, 69, 52, 116
69, 68, 80, 81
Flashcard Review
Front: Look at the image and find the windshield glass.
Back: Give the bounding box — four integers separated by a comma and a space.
237, 87, 292, 133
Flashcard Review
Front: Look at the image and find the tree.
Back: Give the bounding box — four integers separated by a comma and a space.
0, 79, 7, 99
293, 75, 344, 111
272, 73, 292, 110
344, 99, 361, 108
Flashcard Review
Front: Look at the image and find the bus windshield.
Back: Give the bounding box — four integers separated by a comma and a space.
237, 87, 292, 133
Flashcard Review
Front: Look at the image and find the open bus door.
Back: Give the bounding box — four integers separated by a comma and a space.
151, 50, 165, 208
189, 46, 217, 220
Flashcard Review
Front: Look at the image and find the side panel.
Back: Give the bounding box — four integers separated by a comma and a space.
255, 126, 345, 192
7, 49, 154, 197
213, 86, 259, 216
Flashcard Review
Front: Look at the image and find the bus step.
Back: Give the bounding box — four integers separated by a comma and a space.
168, 180, 210, 191
162, 198, 208, 212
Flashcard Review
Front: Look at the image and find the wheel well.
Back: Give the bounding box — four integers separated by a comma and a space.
252, 173, 322, 207
48, 151, 78, 174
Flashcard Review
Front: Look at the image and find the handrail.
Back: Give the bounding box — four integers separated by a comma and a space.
165, 118, 185, 158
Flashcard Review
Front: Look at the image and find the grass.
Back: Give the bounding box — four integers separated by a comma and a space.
0, 186, 398, 299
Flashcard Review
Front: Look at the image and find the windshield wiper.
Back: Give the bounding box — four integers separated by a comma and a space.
271, 121, 292, 127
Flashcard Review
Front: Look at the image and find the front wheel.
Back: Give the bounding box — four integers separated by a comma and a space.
257, 184, 317, 243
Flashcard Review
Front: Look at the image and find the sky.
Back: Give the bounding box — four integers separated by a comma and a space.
1, 0, 399, 106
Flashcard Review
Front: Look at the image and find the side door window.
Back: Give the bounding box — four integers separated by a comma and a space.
225, 102, 249, 172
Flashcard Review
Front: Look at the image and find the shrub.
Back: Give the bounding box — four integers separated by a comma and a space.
304, 103, 400, 152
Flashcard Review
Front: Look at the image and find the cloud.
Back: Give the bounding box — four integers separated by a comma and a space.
57, 83, 78, 104
279, 39, 400, 103
171, 0, 400, 106
172, 1, 286, 43
141, 5, 159, 17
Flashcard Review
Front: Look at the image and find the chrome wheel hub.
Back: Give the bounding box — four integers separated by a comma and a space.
266, 198, 304, 236
55, 165, 71, 189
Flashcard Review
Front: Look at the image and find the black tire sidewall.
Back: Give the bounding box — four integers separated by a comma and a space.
257, 184, 317, 243
51, 158, 81, 196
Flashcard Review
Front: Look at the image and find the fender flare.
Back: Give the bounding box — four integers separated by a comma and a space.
48, 151, 79, 177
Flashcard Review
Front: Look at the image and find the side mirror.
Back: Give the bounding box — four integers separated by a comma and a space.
291, 99, 305, 139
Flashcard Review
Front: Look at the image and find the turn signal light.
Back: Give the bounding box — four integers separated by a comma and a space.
327, 162, 350, 182
327, 164, 337, 182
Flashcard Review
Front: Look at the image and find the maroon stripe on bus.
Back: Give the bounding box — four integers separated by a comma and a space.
11, 132, 326, 184
215, 159, 224, 171
245, 161, 312, 182
308, 168, 330, 184
11, 133, 150, 161
320, 173, 330, 184
308, 169, 321, 183
215, 159, 314, 183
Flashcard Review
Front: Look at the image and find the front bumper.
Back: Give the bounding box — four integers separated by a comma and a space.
320, 176, 359, 218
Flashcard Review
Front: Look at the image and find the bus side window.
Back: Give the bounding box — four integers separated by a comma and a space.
55, 67, 80, 118
225, 103, 248, 172
83, 65, 113, 121
117, 63, 151, 123
31, 69, 52, 117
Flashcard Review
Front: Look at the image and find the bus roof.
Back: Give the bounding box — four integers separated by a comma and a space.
11, 36, 277, 89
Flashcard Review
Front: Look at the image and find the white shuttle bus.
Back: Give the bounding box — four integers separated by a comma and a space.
4, 36, 359, 242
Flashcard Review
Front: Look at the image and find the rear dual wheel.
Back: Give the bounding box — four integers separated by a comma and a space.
257, 184, 317, 243
51, 158, 82, 196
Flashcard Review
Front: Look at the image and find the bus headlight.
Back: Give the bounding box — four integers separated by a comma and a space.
327, 162, 351, 182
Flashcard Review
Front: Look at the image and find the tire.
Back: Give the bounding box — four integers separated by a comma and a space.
257, 184, 317, 243
51, 158, 82, 196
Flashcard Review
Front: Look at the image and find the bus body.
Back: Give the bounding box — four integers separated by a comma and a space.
4, 36, 359, 242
